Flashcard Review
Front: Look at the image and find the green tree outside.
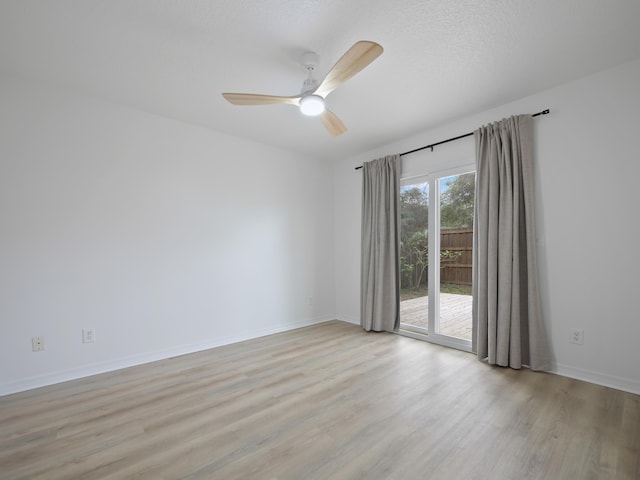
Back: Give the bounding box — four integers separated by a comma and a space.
440, 172, 475, 228
400, 173, 475, 296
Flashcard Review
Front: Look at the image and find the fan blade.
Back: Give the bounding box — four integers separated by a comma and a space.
222, 93, 300, 106
313, 41, 383, 98
320, 109, 347, 137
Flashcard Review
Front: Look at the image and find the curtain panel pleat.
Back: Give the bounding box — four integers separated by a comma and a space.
473, 115, 550, 370
360, 155, 401, 332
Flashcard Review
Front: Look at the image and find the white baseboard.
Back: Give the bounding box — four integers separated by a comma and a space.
337, 314, 640, 395
550, 363, 640, 396
7, 317, 637, 399
1, 315, 334, 397
336, 313, 359, 325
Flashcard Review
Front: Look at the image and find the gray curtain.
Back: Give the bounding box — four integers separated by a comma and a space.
472, 115, 550, 371
360, 155, 401, 332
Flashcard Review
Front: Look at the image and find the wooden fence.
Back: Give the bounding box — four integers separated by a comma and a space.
440, 227, 473, 286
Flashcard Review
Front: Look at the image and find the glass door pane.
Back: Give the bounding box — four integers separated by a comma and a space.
399, 181, 429, 333
437, 173, 475, 341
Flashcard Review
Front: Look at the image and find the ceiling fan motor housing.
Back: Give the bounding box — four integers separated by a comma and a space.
302, 76, 318, 93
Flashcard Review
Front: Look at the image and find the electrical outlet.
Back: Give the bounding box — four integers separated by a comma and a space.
570, 328, 584, 345
308, 297, 313, 307
82, 328, 96, 344
31, 336, 45, 352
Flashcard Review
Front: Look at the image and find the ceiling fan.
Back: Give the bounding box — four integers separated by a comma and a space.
222, 41, 383, 137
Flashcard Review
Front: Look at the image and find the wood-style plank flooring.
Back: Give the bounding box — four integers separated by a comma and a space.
1, 321, 639, 479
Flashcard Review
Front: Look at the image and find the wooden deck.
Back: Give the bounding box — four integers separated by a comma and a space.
400, 293, 472, 340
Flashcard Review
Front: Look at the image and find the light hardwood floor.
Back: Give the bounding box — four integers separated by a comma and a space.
1, 321, 638, 479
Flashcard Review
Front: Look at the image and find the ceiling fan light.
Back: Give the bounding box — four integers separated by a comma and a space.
299, 95, 325, 116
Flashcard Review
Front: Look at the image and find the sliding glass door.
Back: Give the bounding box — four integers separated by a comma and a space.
399, 180, 430, 331
399, 168, 475, 351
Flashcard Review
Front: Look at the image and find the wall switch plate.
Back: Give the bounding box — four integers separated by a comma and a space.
570, 328, 584, 345
82, 328, 96, 344
32, 336, 45, 352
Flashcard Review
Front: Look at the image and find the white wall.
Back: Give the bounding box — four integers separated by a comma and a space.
334, 59, 640, 394
0, 72, 335, 395
3, 58, 639, 397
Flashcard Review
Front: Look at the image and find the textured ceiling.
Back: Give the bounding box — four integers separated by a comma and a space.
1, 0, 640, 161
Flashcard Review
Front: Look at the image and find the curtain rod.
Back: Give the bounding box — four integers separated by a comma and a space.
354, 109, 550, 171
